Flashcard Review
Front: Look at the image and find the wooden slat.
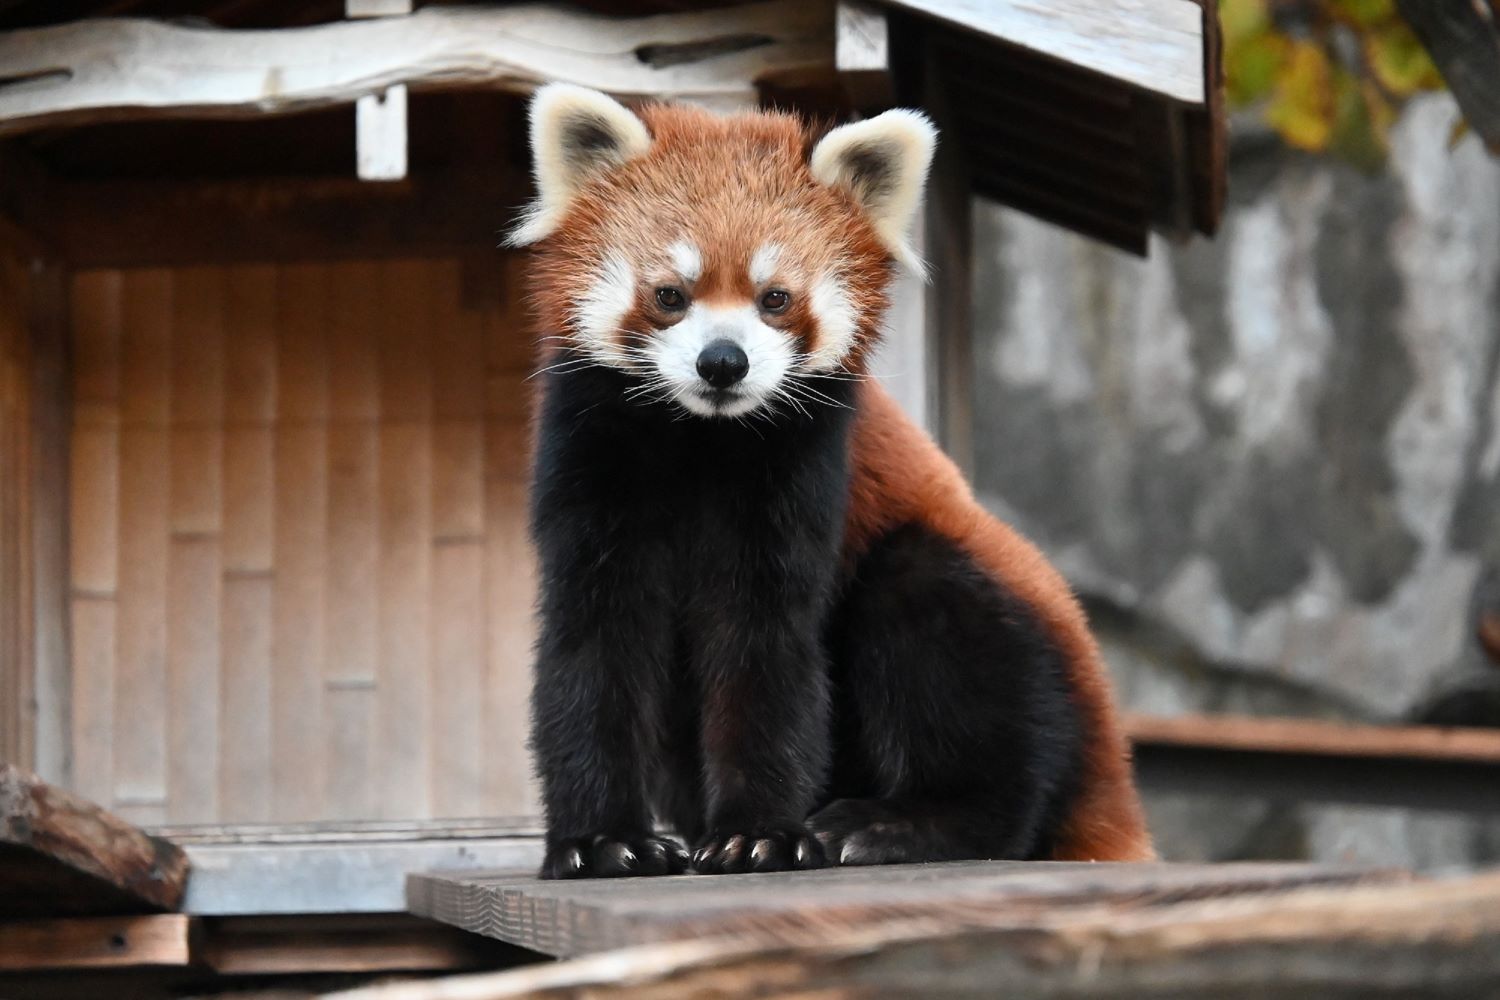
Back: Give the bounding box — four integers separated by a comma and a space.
430, 541, 484, 818
1127, 713, 1500, 765
387, 871, 1500, 999
0, 1, 830, 136
63, 253, 541, 825
406, 861, 1409, 959
0, 763, 188, 917
200, 913, 510, 975
271, 425, 328, 821
0, 914, 194, 970
165, 537, 220, 823
27, 259, 70, 785
376, 422, 432, 818
113, 425, 169, 823
378, 258, 435, 422
885, 0, 1204, 102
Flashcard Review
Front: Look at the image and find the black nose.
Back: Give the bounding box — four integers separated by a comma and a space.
696, 339, 749, 389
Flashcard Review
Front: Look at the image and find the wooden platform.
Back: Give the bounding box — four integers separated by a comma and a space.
407, 860, 1408, 959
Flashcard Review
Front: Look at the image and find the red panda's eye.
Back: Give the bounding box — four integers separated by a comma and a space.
760, 289, 790, 313
655, 287, 687, 311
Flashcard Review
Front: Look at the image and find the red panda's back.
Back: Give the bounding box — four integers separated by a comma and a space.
844, 381, 1154, 861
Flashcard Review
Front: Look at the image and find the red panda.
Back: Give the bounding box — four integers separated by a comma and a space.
515, 84, 1152, 878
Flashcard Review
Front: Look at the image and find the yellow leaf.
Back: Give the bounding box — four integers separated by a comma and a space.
1367, 24, 1444, 95
1265, 41, 1336, 152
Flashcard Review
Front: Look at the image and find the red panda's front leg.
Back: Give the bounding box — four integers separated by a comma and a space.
529, 512, 690, 880
687, 593, 832, 874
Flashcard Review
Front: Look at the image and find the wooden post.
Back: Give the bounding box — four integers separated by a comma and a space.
27, 256, 70, 786
347, 0, 412, 182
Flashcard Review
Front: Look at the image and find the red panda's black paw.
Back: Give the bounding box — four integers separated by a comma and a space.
690, 827, 826, 874
809, 799, 920, 866
540, 833, 690, 879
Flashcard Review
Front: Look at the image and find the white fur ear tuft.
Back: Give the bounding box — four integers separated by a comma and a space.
507, 84, 652, 246
809, 109, 936, 273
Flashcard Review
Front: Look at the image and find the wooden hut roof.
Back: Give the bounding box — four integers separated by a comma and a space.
0, 0, 1224, 253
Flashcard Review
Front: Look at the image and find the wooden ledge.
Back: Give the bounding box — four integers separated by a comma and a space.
1126, 713, 1500, 765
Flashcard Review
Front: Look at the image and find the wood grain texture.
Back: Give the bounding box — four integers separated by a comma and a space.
65, 257, 541, 824
1126, 713, 1500, 765
884, 0, 1204, 102
405, 861, 1410, 959
0, 254, 28, 769
0, 1, 832, 135
0, 914, 195, 971
382, 870, 1500, 999
0, 763, 188, 917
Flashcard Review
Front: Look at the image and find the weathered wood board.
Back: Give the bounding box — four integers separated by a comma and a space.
406, 860, 1408, 958
0, 764, 188, 917
372, 869, 1500, 999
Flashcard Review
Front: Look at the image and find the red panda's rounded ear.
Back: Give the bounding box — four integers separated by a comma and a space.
507, 84, 652, 246
809, 109, 936, 274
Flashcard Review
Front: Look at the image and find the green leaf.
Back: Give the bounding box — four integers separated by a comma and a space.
1331, 0, 1393, 27
1367, 24, 1443, 95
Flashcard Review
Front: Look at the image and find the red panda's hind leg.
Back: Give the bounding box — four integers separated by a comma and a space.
815, 523, 1084, 863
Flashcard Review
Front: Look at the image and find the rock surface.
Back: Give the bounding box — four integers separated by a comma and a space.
969, 95, 1500, 866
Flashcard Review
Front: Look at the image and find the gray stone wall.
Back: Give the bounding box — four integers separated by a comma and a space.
969, 95, 1500, 867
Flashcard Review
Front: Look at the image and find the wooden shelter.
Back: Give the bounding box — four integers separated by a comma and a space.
8, 2, 1500, 996
0, 0, 1226, 841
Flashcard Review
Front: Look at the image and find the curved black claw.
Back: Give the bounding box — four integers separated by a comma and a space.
540, 833, 690, 879
691, 827, 826, 875
808, 799, 922, 866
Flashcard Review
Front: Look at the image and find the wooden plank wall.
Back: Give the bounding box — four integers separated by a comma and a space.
0, 252, 31, 767
66, 256, 539, 824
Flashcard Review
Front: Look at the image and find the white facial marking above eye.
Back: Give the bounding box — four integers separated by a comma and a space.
668, 240, 702, 282
572, 252, 636, 363
749, 244, 782, 286
808, 273, 858, 370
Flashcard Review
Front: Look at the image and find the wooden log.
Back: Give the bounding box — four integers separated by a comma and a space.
365, 869, 1500, 999
0, 914, 195, 971
405, 861, 1407, 958
0, 764, 188, 917
0, 0, 833, 137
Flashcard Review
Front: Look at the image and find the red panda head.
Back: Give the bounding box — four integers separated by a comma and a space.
511, 85, 935, 419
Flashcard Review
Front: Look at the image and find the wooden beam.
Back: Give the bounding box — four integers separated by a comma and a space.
0, 914, 195, 971
919, 35, 973, 475
877, 0, 1205, 104
199, 913, 519, 975
407, 861, 1405, 958
34, 168, 529, 269
1396, 0, 1500, 151
161, 819, 544, 915
1127, 713, 1500, 765
347, 0, 411, 182
0, 764, 189, 917
0, 0, 833, 137
835, 1, 892, 109
381, 870, 1500, 999
1129, 715, 1500, 816
355, 83, 408, 181
26, 256, 70, 788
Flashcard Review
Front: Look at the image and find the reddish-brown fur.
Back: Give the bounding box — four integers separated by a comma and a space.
845, 385, 1154, 861
532, 100, 1153, 862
